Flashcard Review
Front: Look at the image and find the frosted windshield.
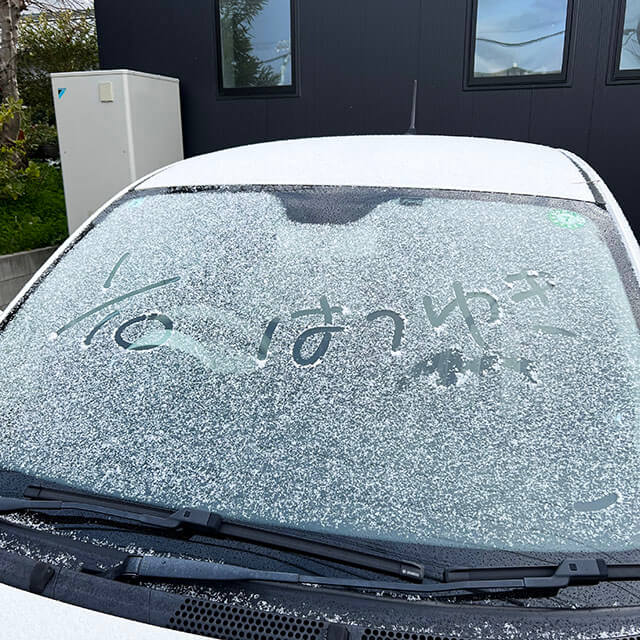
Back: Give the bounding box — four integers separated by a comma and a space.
1, 187, 640, 553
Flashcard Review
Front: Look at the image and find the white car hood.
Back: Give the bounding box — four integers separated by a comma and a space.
0, 582, 204, 639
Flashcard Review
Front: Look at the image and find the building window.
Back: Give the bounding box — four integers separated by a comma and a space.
610, 0, 640, 83
215, 0, 296, 97
467, 0, 573, 88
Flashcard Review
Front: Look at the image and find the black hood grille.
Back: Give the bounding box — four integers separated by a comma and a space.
167, 597, 330, 640
166, 596, 465, 640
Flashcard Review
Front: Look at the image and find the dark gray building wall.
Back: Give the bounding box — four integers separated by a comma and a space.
95, 0, 639, 228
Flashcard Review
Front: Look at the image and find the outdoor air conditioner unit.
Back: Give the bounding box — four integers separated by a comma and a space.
51, 69, 184, 233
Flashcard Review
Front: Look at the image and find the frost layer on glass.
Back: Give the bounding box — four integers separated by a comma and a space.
474, 0, 568, 78
1, 189, 640, 553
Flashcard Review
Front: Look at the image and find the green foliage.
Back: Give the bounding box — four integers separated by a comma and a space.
0, 98, 41, 201
0, 161, 68, 255
0, 101, 66, 253
219, 0, 280, 88
0, 11, 88, 253
22, 112, 59, 160
18, 10, 99, 125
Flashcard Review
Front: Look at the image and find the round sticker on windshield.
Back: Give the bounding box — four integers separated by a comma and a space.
548, 210, 587, 230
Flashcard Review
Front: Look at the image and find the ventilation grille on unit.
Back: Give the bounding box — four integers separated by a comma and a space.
167, 598, 330, 639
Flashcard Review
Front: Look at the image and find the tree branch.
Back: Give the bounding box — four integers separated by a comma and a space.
26, 0, 90, 11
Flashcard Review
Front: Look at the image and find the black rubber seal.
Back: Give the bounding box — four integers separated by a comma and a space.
28, 562, 55, 594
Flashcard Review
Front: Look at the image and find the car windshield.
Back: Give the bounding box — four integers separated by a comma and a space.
1, 186, 639, 555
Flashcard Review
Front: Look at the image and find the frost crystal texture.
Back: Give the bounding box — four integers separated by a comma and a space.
1, 187, 639, 553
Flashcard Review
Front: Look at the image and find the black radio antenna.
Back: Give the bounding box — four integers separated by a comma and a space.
406, 79, 418, 135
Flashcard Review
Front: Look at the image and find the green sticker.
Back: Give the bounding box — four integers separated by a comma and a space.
548, 210, 587, 230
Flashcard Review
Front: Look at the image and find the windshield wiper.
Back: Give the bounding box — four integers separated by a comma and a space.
97, 555, 640, 595
444, 559, 639, 588
0, 488, 424, 582
4, 490, 636, 599
104, 555, 640, 596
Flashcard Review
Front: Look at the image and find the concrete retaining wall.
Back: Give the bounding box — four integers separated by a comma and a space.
0, 246, 58, 310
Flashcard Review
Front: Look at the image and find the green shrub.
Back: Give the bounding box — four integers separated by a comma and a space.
0, 98, 41, 201
23, 116, 59, 161
0, 162, 68, 255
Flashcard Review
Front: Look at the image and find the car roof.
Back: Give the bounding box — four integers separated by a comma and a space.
137, 135, 597, 203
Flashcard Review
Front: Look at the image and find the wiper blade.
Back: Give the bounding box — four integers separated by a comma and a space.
0, 488, 424, 582
105, 555, 640, 596
445, 558, 640, 588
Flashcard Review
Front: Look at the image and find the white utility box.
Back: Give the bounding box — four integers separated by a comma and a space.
51, 69, 183, 233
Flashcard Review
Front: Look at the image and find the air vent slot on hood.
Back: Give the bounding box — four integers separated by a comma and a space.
167, 597, 329, 640
167, 597, 465, 640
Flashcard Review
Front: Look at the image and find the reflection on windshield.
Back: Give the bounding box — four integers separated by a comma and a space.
1, 188, 639, 555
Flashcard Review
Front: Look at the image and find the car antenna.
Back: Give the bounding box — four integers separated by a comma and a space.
406, 79, 418, 135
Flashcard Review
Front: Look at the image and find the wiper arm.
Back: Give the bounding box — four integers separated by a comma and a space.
103, 555, 640, 596
0, 488, 424, 582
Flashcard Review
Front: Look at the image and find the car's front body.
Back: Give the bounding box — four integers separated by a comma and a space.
1, 135, 640, 639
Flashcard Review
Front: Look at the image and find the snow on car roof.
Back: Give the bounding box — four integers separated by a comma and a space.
137, 135, 596, 202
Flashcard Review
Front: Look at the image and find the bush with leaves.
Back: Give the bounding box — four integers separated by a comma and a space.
0, 98, 40, 200
0, 160, 67, 254
22, 109, 59, 160
18, 9, 99, 125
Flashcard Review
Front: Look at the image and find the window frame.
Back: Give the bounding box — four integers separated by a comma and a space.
609, 0, 640, 84
464, 0, 575, 90
214, 0, 298, 98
